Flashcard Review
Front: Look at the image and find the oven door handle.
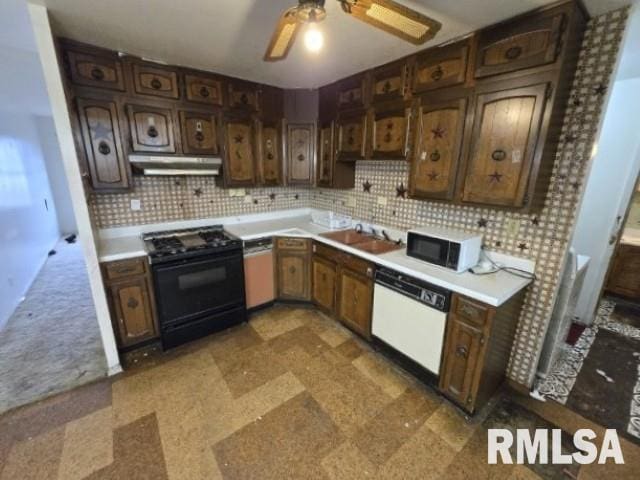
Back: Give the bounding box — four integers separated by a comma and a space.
153, 250, 243, 271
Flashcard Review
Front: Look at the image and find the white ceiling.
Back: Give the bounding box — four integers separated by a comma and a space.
23, 0, 634, 88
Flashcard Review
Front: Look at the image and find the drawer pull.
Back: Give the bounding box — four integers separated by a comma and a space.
456, 345, 468, 358
199, 86, 210, 98
460, 304, 477, 317
194, 131, 205, 142
289, 266, 296, 275
430, 65, 444, 81
147, 126, 159, 138
98, 141, 111, 155
150, 78, 162, 90
127, 297, 139, 309
491, 149, 507, 162
505, 46, 523, 60
90, 67, 105, 81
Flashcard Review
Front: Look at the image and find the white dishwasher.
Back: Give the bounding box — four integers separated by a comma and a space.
372, 267, 451, 375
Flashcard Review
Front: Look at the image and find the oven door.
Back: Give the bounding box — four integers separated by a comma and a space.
406, 232, 451, 268
152, 251, 245, 326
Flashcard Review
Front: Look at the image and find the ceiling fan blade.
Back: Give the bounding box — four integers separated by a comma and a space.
264, 7, 302, 62
340, 0, 441, 45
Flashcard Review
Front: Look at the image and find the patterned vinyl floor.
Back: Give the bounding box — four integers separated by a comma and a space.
1, 305, 639, 479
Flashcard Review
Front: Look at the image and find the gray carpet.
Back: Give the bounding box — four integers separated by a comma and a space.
0, 239, 107, 414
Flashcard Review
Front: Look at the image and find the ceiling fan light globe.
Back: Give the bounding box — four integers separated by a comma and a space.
304, 26, 324, 53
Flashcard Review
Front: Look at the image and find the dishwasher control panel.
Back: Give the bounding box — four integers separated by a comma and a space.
375, 267, 451, 312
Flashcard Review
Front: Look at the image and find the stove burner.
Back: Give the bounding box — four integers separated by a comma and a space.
200, 230, 226, 243
143, 225, 241, 263
151, 236, 183, 251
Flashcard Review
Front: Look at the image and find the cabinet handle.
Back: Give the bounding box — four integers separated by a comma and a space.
150, 78, 162, 90
147, 126, 159, 138
455, 345, 468, 358
98, 141, 111, 155
430, 150, 441, 162
240, 93, 249, 104
289, 266, 296, 274
90, 67, 105, 81
199, 86, 210, 98
460, 304, 476, 317
127, 297, 139, 309
505, 46, 523, 60
491, 149, 506, 162
194, 131, 205, 142
366, 267, 373, 278
467, 395, 473, 404
297, 154, 305, 162
114, 266, 136, 274
430, 65, 443, 81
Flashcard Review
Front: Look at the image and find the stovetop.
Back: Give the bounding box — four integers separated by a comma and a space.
143, 225, 242, 262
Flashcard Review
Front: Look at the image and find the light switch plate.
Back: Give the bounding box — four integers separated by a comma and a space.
244, 194, 253, 204
505, 218, 521, 237
130, 199, 141, 211
377, 196, 388, 206
346, 197, 356, 208
229, 188, 246, 197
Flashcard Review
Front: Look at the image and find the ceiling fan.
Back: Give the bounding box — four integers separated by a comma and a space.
264, 0, 442, 62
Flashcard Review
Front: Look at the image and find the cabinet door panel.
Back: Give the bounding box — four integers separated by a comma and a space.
184, 74, 223, 105
66, 49, 125, 91
371, 106, 411, 160
410, 97, 467, 200
337, 74, 367, 110
317, 122, 335, 187
132, 64, 179, 99
337, 268, 373, 339
337, 112, 367, 161
179, 111, 218, 155
109, 278, 157, 348
312, 256, 337, 314
228, 83, 260, 111
462, 83, 548, 207
223, 118, 256, 186
259, 121, 283, 185
77, 98, 129, 190
128, 105, 176, 153
287, 124, 314, 185
439, 316, 483, 409
277, 252, 311, 301
413, 41, 469, 93
475, 12, 564, 78
606, 245, 640, 298
372, 60, 407, 103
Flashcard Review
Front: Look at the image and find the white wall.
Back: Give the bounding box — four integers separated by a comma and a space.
36, 115, 77, 234
571, 5, 640, 322
0, 112, 61, 328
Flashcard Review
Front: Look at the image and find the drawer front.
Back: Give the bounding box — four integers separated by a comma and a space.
313, 242, 340, 261
66, 49, 125, 91
276, 237, 310, 251
132, 63, 180, 99
228, 83, 260, 111
184, 74, 223, 105
341, 254, 374, 279
453, 295, 490, 327
103, 257, 147, 281
127, 104, 177, 153
372, 60, 407, 103
413, 41, 469, 93
179, 110, 219, 155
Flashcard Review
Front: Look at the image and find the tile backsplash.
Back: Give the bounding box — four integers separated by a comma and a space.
88, 8, 628, 387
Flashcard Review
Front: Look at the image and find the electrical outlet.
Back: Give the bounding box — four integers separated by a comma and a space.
244, 194, 253, 204
505, 218, 521, 237
377, 196, 388, 206
346, 197, 356, 208
130, 199, 141, 211
229, 189, 246, 197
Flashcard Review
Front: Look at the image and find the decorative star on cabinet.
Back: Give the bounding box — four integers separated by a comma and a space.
477, 218, 488, 228
427, 171, 439, 181
362, 181, 372, 193
396, 183, 407, 198
431, 126, 445, 139
518, 242, 529, 252
193, 188, 203, 197
91, 122, 112, 140
234, 134, 244, 143
488, 171, 503, 183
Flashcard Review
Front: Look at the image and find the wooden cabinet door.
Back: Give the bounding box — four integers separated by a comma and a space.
337, 268, 373, 339
475, 11, 565, 78
337, 74, 367, 110
223, 116, 257, 186
77, 98, 129, 191
184, 74, 224, 106
317, 122, 335, 187
127, 104, 177, 153
257, 120, 283, 185
65, 48, 125, 91
131, 63, 180, 99
371, 59, 408, 104
410, 95, 468, 200
276, 251, 311, 301
336, 111, 367, 161
228, 82, 260, 112
286, 124, 314, 185
108, 277, 157, 348
179, 111, 219, 155
439, 315, 485, 410
461, 83, 548, 207
312, 256, 337, 314
370, 104, 411, 160
413, 40, 469, 93
606, 244, 640, 298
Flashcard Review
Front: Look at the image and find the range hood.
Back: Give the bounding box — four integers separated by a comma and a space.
129, 155, 222, 176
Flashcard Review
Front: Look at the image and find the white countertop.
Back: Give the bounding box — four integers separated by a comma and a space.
98, 210, 533, 307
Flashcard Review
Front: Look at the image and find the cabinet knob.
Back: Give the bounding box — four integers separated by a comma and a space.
491, 149, 507, 162
455, 345, 468, 358
199, 86, 210, 98
505, 46, 523, 60
194, 131, 205, 142
430, 65, 443, 81
98, 141, 111, 156
150, 78, 162, 90
147, 126, 159, 138
90, 67, 105, 81
366, 267, 373, 277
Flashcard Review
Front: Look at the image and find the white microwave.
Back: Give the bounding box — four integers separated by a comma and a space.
406, 226, 482, 273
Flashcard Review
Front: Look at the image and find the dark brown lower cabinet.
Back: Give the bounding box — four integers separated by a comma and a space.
439, 292, 525, 413
312, 255, 337, 314
605, 243, 640, 299
275, 237, 311, 301
337, 267, 374, 340
102, 257, 159, 349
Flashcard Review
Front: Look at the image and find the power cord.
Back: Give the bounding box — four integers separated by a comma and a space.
468, 248, 536, 281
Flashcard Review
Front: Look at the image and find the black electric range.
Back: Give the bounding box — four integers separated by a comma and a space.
143, 225, 246, 349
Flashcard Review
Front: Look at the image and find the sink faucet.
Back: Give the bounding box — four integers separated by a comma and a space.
354, 223, 364, 234
381, 230, 391, 241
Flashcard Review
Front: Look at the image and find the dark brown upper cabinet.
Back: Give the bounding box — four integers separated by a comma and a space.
64, 45, 126, 91
261, 86, 284, 121
371, 59, 409, 104
317, 121, 335, 188
370, 102, 412, 160
228, 81, 260, 112
184, 73, 224, 106
336, 74, 368, 111
410, 93, 469, 200
336, 110, 368, 162
257, 119, 284, 185
286, 123, 314, 185
412, 40, 470, 94
76, 98, 129, 191
222, 113, 257, 187
127, 104, 177, 153
475, 8, 566, 78
179, 111, 219, 156
131, 62, 180, 99
461, 82, 549, 208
